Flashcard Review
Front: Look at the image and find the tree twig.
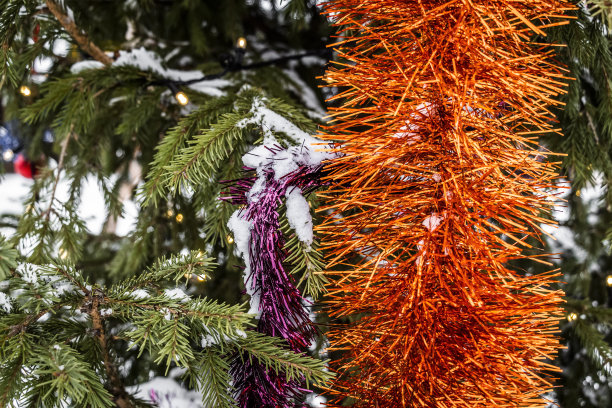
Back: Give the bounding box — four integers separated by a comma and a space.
44, 0, 113, 66
43, 126, 73, 220
91, 290, 133, 408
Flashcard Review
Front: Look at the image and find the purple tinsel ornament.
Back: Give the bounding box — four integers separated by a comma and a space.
224, 144, 323, 408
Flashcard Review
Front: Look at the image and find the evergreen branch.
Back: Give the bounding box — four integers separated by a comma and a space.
107, 297, 248, 325
573, 319, 612, 376
44, 0, 112, 66
165, 109, 251, 192
280, 215, 327, 300
234, 331, 332, 388
192, 348, 237, 408
32, 343, 114, 408
0, 235, 18, 279
0, 331, 32, 408
154, 315, 194, 370
109, 250, 216, 294
90, 289, 132, 408
141, 94, 235, 205
43, 127, 73, 221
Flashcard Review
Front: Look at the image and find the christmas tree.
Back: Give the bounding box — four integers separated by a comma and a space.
2, 0, 612, 407
0, 1, 331, 406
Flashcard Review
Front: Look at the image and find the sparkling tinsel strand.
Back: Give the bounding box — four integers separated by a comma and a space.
317, 0, 573, 406
225, 149, 323, 407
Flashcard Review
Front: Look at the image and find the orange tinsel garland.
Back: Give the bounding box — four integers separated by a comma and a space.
317, 1, 573, 406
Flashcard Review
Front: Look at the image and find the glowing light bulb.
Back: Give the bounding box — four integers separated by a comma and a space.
196, 274, 207, 282
166, 209, 174, 218
2, 149, 14, 162
175, 213, 184, 223
196, 250, 204, 259
567, 313, 578, 322
227, 235, 234, 244
175, 91, 189, 106
59, 249, 69, 260
237, 37, 247, 49
606, 275, 612, 287
184, 273, 192, 279
20, 85, 31, 96
576, 190, 581, 197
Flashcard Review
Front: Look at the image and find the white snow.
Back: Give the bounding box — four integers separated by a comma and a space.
305, 392, 327, 407
53, 281, 74, 296
127, 377, 203, 408
200, 334, 218, 348
164, 288, 189, 302
285, 187, 313, 246
100, 308, 113, 317
0, 174, 32, 215
130, 289, 149, 300
0, 292, 12, 313
0, 173, 137, 238
239, 97, 333, 180
70, 60, 105, 73
227, 211, 260, 317
17, 263, 39, 286
113, 48, 230, 97
422, 213, 444, 232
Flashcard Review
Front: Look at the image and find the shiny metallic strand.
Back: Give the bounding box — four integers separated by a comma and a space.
224, 159, 322, 407
316, 0, 573, 406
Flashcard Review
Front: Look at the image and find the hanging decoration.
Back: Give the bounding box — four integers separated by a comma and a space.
224, 97, 332, 407
317, 0, 572, 406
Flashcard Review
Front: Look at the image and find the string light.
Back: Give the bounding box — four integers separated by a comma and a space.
2, 149, 14, 161
606, 274, 612, 287
227, 234, 234, 244
567, 313, 578, 322
576, 190, 581, 197
175, 91, 189, 106
166, 209, 174, 218
175, 213, 184, 223
237, 37, 247, 49
19, 85, 31, 96
184, 272, 207, 282
59, 248, 69, 260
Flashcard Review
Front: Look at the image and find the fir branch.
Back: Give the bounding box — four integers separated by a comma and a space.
165, 109, 252, 192
573, 319, 612, 377
44, 0, 112, 66
191, 348, 237, 408
109, 250, 216, 293
43, 126, 73, 221
32, 343, 114, 408
0, 235, 18, 279
234, 331, 332, 388
90, 289, 132, 408
280, 215, 327, 300
141, 94, 236, 205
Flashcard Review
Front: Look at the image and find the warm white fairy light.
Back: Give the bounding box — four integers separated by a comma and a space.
175, 91, 189, 106
2, 149, 14, 161
20, 85, 31, 96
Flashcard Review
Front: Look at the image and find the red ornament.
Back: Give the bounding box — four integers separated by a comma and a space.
14, 153, 36, 179
32, 23, 40, 43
